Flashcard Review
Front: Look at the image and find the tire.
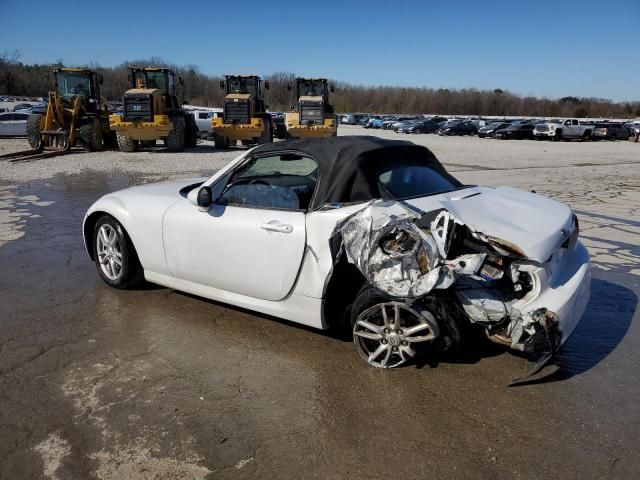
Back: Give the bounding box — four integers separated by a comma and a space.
26, 113, 43, 151
78, 117, 104, 152
213, 134, 229, 149
257, 117, 273, 144
93, 215, 144, 289
553, 129, 563, 141
581, 130, 592, 142
349, 285, 440, 368
184, 114, 198, 148
117, 134, 138, 152
166, 116, 185, 152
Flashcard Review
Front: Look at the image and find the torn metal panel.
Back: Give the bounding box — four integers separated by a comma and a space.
339, 201, 485, 299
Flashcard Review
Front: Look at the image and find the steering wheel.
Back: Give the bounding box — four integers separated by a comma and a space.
249, 179, 270, 186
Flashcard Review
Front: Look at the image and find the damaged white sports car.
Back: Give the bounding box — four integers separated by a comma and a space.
84, 137, 590, 378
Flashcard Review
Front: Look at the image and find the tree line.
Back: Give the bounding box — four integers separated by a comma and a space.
1, 51, 639, 118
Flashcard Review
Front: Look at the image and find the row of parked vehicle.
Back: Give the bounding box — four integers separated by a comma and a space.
341, 113, 640, 142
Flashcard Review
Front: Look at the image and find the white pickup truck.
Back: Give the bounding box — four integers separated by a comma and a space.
534, 118, 595, 140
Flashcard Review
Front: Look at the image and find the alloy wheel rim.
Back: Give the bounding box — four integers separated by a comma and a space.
96, 224, 123, 281
353, 302, 437, 368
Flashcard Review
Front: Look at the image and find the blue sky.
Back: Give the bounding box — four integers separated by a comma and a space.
1, 0, 638, 101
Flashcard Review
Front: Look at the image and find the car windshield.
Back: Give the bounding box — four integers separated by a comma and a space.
56, 72, 91, 97
377, 164, 460, 200
228, 77, 258, 95
298, 80, 325, 97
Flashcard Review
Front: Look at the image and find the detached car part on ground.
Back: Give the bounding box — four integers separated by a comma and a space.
83, 137, 591, 383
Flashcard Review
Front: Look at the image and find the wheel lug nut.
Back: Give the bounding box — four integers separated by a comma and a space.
397, 329, 403, 335
402, 341, 408, 346
392, 346, 398, 351
383, 328, 389, 334
382, 339, 387, 344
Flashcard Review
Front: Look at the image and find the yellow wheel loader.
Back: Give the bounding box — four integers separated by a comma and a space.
212, 75, 272, 148
26, 68, 114, 152
285, 78, 337, 139
109, 68, 198, 152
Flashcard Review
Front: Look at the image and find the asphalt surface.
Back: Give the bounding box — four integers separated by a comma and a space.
1, 128, 639, 479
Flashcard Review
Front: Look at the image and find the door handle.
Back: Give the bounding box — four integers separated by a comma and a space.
260, 222, 293, 234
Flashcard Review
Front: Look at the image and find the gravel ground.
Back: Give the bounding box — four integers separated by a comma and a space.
1, 128, 639, 479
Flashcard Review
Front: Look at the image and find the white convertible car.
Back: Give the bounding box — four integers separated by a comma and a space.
84, 137, 591, 377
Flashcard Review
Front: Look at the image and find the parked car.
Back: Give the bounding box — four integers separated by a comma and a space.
83, 136, 590, 375
534, 119, 595, 141
477, 122, 511, 138
401, 118, 443, 134
363, 116, 381, 129
193, 110, 219, 139
495, 123, 535, 140
593, 123, 632, 141
390, 117, 417, 131
342, 113, 365, 125
0, 112, 29, 136
12, 103, 33, 112
439, 120, 477, 136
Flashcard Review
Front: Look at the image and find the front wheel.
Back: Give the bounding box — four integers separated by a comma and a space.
117, 134, 138, 152
93, 215, 144, 289
26, 113, 43, 151
350, 286, 439, 368
166, 116, 185, 152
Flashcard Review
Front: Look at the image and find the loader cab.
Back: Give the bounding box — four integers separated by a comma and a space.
53, 69, 103, 112
223, 75, 266, 100
294, 78, 331, 102
220, 75, 269, 124
128, 68, 181, 110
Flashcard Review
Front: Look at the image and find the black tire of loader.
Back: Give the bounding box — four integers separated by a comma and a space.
257, 117, 273, 144
26, 113, 43, 152
78, 117, 104, 152
167, 116, 185, 152
184, 114, 198, 148
117, 134, 138, 152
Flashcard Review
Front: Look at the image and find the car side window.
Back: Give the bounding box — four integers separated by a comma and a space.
219, 153, 319, 211
572, 120, 579, 126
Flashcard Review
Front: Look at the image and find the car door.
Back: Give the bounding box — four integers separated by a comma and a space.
162, 152, 316, 301
0, 113, 10, 135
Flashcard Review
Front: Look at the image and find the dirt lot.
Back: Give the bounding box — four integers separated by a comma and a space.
1, 128, 639, 479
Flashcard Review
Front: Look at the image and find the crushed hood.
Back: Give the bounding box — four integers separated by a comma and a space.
405, 186, 574, 262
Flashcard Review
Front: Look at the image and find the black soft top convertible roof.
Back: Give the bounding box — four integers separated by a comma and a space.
252, 136, 461, 210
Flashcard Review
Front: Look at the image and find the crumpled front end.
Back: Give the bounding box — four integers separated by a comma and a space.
336, 199, 591, 375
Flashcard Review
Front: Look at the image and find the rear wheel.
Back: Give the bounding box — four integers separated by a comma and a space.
553, 129, 563, 141
26, 113, 43, 151
117, 134, 138, 152
78, 117, 104, 152
166, 116, 185, 152
93, 215, 144, 289
581, 130, 592, 142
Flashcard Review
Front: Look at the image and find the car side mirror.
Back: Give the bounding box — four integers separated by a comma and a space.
197, 186, 213, 211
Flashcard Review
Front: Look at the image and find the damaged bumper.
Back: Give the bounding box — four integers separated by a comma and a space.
514, 240, 591, 347
336, 197, 591, 361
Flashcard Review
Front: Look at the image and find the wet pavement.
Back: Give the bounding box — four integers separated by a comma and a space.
1, 137, 639, 479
